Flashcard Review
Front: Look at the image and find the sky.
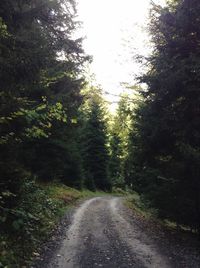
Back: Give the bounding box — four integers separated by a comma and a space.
76, 0, 166, 108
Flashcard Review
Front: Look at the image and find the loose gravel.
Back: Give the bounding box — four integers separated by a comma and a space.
32, 196, 200, 268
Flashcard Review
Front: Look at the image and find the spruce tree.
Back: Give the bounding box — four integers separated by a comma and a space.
82, 91, 111, 191
0, 0, 87, 232
109, 133, 124, 187
128, 0, 200, 231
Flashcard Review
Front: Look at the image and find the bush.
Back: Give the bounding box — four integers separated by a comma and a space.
0, 179, 76, 267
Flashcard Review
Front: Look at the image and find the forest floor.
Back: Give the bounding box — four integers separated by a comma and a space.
33, 196, 200, 268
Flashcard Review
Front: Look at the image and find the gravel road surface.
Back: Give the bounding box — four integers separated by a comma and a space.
46, 197, 171, 268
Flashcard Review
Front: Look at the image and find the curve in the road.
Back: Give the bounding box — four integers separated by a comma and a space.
49, 197, 170, 268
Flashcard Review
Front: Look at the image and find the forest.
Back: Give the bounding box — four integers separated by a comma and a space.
0, 0, 200, 267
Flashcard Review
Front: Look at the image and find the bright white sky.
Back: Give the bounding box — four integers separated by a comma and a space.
76, 0, 166, 108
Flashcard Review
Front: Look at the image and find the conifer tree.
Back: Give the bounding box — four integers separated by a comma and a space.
109, 133, 124, 187
81, 89, 111, 191
128, 0, 200, 231
0, 0, 87, 225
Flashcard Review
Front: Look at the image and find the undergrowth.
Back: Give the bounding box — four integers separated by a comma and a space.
126, 191, 198, 235
0, 180, 105, 268
125, 191, 157, 219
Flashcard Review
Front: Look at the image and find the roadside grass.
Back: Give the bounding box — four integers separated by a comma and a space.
125, 190, 156, 219
0, 181, 110, 268
125, 190, 198, 235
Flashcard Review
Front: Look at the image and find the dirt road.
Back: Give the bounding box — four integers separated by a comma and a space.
46, 197, 171, 268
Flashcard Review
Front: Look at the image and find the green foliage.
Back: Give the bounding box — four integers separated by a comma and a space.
0, 180, 55, 266
0, 181, 84, 267
0, 0, 87, 201
81, 88, 111, 191
0, 0, 89, 266
126, 0, 200, 233
126, 191, 157, 219
0, 17, 8, 36
108, 93, 136, 188
109, 133, 123, 187
109, 133, 125, 188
